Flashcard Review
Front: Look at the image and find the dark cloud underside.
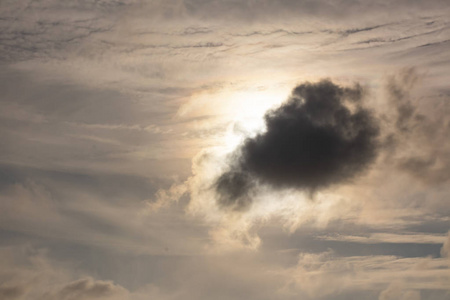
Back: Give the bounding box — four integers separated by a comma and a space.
216, 80, 380, 210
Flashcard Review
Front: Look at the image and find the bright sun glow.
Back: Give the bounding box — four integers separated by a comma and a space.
178, 84, 291, 153
220, 87, 290, 152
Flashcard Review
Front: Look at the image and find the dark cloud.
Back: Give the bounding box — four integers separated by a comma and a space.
215, 171, 255, 210
215, 80, 380, 210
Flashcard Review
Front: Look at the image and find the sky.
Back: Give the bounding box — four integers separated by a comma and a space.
0, 1, 450, 299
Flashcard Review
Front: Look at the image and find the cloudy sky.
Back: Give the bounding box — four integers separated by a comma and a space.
1, 1, 450, 299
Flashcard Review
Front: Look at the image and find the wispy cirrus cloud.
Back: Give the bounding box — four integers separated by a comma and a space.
317, 232, 447, 245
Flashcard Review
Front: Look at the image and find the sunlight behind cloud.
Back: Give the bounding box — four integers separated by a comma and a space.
219, 87, 280, 154
179, 84, 290, 154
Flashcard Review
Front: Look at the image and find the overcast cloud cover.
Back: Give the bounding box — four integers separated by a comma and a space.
1, 1, 450, 299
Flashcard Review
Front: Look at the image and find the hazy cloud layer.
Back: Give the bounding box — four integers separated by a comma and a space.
1, 1, 450, 300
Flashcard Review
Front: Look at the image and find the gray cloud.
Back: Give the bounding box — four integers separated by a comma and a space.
378, 283, 421, 300
0, 286, 25, 300
386, 67, 421, 132
0, 0, 118, 63
441, 231, 450, 258
215, 80, 379, 210
384, 68, 450, 185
